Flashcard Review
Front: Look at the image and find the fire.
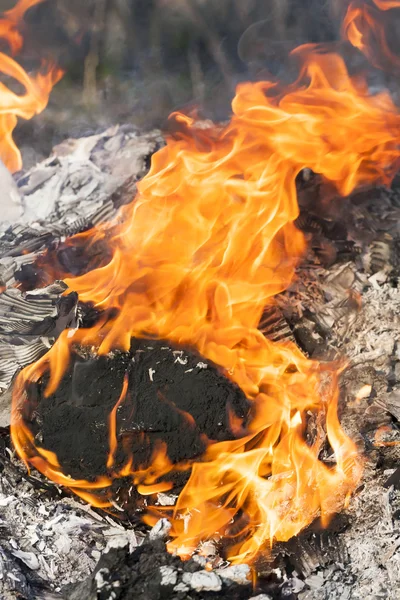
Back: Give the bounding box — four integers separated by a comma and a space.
372, 0, 400, 9
374, 425, 400, 447
343, 0, 400, 70
0, 0, 63, 172
106, 373, 129, 470
9, 2, 400, 563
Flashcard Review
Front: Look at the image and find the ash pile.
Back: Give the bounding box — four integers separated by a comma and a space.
0, 129, 399, 600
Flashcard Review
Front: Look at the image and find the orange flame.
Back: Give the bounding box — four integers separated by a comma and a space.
107, 373, 129, 469
372, 0, 400, 9
374, 425, 400, 447
10, 3, 400, 563
343, 0, 400, 71
0, 0, 63, 172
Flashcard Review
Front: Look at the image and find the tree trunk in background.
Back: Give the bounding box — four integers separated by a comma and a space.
188, 40, 205, 103
82, 0, 108, 106
181, 0, 234, 88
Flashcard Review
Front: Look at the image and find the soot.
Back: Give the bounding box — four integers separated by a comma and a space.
25, 339, 250, 485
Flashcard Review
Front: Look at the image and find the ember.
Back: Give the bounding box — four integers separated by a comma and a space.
0, 0, 398, 596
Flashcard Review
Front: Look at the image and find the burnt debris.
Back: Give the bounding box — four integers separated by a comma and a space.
0, 127, 164, 400
0, 132, 399, 599
24, 340, 249, 491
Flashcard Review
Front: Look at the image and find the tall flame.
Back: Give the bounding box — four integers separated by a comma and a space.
0, 0, 63, 172
10, 2, 400, 563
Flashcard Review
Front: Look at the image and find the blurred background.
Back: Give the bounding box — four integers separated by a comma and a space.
0, 0, 368, 166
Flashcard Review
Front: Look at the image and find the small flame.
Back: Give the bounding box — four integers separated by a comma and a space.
106, 373, 129, 469
11, 1, 400, 563
374, 425, 400, 447
0, 0, 63, 172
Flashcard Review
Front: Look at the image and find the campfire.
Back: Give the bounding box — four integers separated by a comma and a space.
0, 1, 399, 598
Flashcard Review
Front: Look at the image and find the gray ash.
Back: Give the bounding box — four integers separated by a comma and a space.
63, 538, 290, 600
23, 339, 250, 497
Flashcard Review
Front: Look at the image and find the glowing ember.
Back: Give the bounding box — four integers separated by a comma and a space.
0, 0, 63, 172
9, 1, 400, 564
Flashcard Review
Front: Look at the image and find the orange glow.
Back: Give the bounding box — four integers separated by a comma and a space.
0, 0, 63, 172
372, 0, 400, 9
107, 373, 129, 469
343, 0, 400, 71
11, 2, 400, 564
374, 425, 400, 447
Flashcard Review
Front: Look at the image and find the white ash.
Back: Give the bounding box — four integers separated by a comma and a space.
0, 125, 163, 407
299, 472, 400, 600
342, 476, 400, 599
182, 569, 222, 592
191, 539, 227, 569
288, 578, 306, 594
173, 581, 190, 593
148, 518, 172, 540
0, 462, 145, 596
156, 492, 178, 506
197, 539, 219, 558
292, 217, 400, 599
103, 528, 139, 553
304, 574, 324, 591
332, 283, 400, 372
94, 567, 121, 599
15, 126, 163, 229
11, 549, 40, 571
159, 565, 178, 586
174, 355, 188, 365
215, 564, 251, 585
95, 568, 110, 590
0, 159, 23, 226
270, 185, 400, 598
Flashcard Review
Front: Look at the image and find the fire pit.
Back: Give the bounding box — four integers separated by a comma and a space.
0, 1, 399, 599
